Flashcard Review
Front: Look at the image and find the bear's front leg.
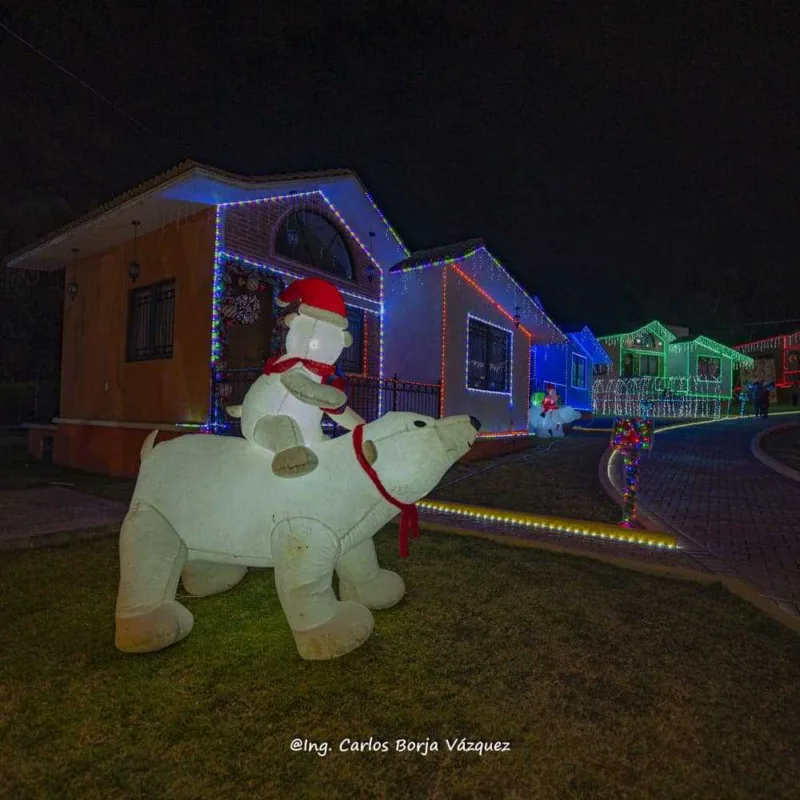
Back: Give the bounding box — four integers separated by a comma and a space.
337, 539, 406, 610
253, 414, 318, 479
272, 519, 373, 660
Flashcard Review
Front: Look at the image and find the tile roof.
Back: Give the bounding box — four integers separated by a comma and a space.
390, 239, 484, 272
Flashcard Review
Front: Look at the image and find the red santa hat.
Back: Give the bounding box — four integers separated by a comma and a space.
276, 278, 348, 329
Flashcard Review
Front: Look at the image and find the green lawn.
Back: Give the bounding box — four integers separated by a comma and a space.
431, 434, 621, 524
2, 533, 799, 799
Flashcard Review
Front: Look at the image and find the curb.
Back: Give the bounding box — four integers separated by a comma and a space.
751, 422, 800, 483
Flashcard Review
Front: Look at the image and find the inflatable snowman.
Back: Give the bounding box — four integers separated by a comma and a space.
227, 278, 366, 478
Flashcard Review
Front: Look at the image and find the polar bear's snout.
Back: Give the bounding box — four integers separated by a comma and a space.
433, 414, 481, 458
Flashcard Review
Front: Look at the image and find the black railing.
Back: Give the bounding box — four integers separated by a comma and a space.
211, 370, 440, 436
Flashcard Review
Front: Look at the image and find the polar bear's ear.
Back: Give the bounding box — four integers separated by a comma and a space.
226, 405, 243, 418
343, 331, 353, 347
284, 313, 298, 328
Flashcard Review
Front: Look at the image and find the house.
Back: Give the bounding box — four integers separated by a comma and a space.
5, 161, 410, 476
596, 320, 753, 418
735, 330, 800, 400
384, 240, 566, 436
531, 325, 612, 412
6, 162, 567, 476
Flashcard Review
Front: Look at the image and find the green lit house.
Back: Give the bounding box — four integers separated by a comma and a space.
595, 321, 753, 418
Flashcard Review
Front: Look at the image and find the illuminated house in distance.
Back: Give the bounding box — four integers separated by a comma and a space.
599, 320, 753, 402
385, 240, 566, 434
735, 330, 800, 391
531, 325, 613, 412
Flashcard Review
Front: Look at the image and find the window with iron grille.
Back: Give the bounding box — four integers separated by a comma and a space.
467, 317, 511, 392
340, 307, 365, 374
126, 280, 176, 362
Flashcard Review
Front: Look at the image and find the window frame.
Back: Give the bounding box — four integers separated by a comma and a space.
466, 315, 513, 395
126, 279, 176, 362
339, 307, 366, 375
571, 353, 587, 388
273, 209, 355, 281
697, 355, 722, 382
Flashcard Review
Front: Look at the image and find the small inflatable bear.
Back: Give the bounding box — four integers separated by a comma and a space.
227, 278, 366, 478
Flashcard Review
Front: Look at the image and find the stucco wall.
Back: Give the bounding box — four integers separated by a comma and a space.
442, 268, 530, 432
383, 268, 444, 384
61, 209, 216, 424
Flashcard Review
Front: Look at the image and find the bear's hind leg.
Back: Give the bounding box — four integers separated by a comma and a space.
182, 561, 248, 597
115, 503, 193, 653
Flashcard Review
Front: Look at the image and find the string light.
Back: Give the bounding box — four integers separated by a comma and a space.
417, 499, 677, 549
593, 376, 725, 419
440, 266, 448, 417
465, 314, 513, 396
610, 418, 654, 528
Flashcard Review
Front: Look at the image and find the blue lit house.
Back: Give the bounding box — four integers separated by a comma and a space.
531, 325, 612, 412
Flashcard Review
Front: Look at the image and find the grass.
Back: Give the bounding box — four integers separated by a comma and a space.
430, 434, 621, 524
762, 424, 800, 473
2, 533, 800, 799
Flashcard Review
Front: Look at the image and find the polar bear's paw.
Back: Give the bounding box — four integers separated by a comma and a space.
115, 601, 194, 653
272, 445, 319, 479
339, 569, 406, 610
293, 601, 374, 660
182, 561, 248, 597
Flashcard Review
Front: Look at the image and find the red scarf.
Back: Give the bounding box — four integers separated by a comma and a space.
352, 424, 419, 558
263, 355, 337, 379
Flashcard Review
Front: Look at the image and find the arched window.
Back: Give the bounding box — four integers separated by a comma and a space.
274, 210, 354, 280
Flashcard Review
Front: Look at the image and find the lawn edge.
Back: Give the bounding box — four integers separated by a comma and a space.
408, 520, 800, 635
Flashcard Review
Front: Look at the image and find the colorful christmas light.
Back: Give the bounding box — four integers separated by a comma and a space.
610, 417, 654, 529
417, 500, 677, 549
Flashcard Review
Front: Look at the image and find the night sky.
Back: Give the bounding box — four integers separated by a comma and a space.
2, 2, 798, 342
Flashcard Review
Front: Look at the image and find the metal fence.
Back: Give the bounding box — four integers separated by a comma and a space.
211, 370, 440, 436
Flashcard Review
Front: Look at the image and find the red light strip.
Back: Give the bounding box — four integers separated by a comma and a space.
451, 265, 533, 340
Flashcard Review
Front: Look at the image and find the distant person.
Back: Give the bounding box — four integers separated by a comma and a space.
760, 382, 771, 418
752, 382, 763, 417
792, 379, 800, 408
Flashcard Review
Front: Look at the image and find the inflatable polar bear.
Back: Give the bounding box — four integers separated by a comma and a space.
529, 403, 582, 438
227, 277, 365, 479
115, 412, 481, 660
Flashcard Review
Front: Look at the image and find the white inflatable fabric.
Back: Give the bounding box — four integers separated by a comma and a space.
529, 403, 582, 438
115, 412, 480, 660
226, 313, 365, 479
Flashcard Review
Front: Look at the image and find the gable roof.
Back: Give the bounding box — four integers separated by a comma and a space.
390, 239, 484, 273
599, 320, 678, 346
5, 161, 409, 271
669, 335, 754, 365
568, 326, 613, 365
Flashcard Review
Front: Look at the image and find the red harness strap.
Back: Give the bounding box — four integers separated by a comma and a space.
352, 424, 419, 558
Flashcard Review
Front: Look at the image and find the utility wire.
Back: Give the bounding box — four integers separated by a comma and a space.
1, 20, 181, 150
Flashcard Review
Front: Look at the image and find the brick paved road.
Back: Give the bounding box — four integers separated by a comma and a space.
635, 414, 800, 615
